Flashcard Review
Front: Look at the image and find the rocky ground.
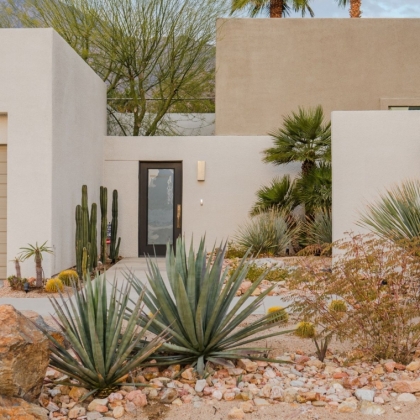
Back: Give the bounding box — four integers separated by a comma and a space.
38, 337, 420, 420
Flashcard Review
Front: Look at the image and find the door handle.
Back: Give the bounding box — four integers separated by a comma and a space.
177, 204, 182, 228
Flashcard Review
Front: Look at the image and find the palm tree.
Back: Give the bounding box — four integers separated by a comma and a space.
231, 0, 314, 18
19, 241, 53, 288
263, 105, 331, 176
337, 0, 362, 18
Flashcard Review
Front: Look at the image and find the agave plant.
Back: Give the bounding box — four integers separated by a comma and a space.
127, 237, 293, 374
234, 209, 296, 256
41, 275, 165, 398
359, 180, 420, 242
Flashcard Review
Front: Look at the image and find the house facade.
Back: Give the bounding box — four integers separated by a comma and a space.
1, 20, 420, 277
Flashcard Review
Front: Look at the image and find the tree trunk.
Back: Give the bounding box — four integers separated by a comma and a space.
349, 0, 362, 18
14, 260, 21, 278
302, 160, 315, 176
270, 0, 283, 18
35, 253, 42, 288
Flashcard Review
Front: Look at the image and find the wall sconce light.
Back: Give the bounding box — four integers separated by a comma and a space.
197, 161, 206, 181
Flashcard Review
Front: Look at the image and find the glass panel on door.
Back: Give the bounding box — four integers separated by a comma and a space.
147, 168, 174, 245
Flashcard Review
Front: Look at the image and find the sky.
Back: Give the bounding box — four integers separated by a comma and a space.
288, 0, 420, 18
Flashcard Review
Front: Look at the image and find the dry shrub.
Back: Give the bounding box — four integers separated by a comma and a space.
289, 234, 420, 364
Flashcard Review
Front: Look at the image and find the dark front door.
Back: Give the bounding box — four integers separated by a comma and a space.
139, 162, 182, 256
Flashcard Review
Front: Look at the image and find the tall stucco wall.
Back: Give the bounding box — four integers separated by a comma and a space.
332, 111, 420, 242
104, 136, 300, 257
216, 19, 420, 136
0, 29, 54, 278
0, 29, 106, 277
51, 32, 106, 274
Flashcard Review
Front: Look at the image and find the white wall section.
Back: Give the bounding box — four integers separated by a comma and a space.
104, 136, 300, 257
0, 29, 106, 277
332, 111, 420, 242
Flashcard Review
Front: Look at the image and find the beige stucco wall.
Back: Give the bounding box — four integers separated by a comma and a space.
0, 29, 106, 277
216, 19, 420, 136
104, 136, 300, 256
0, 115, 7, 143
332, 111, 420, 242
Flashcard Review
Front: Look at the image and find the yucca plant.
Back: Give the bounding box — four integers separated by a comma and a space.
234, 210, 296, 256
127, 237, 293, 374
19, 241, 53, 288
41, 275, 165, 398
359, 180, 420, 242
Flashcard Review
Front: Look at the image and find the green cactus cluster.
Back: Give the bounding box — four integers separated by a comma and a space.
75, 185, 98, 278
100, 186, 108, 264
76, 185, 121, 277
110, 190, 121, 263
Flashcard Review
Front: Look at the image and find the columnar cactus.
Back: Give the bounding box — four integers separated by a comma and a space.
110, 190, 121, 263
89, 203, 98, 271
75, 186, 98, 278
100, 186, 108, 264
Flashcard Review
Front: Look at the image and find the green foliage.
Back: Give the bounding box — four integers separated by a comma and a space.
19, 241, 53, 288
293, 163, 332, 214
76, 185, 98, 278
7, 276, 26, 291
225, 242, 247, 259
251, 175, 296, 216
264, 106, 331, 175
304, 211, 332, 246
6, 0, 227, 136
43, 275, 164, 396
359, 180, 420, 242
58, 270, 79, 286
127, 237, 293, 374
234, 210, 297, 256
110, 190, 121, 264
45, 278, 64, 293
231, 0, 314, 17
100, 186, 108, 264
289, 234, 420, 364
240, 263, 288, 283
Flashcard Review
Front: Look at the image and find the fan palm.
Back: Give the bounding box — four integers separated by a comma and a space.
359, 180, 420, 242
264, 106, 331, 176
337, 0, 362, 18
127, 237, 293, 374
231, 0, 314, 18
293, 163, 332, 215
251, 175, 297, 216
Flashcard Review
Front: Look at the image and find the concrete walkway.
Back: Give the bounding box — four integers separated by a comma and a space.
0, 258, 291, 317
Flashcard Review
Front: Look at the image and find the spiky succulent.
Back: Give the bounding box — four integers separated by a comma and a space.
267, 306, 289, 323
329, 299, 347, 313
42, 275, 164, 398
295, 322, 316, 339
45, 278, 64, 293
58, 269, 79, 286
127, 237, 293, 374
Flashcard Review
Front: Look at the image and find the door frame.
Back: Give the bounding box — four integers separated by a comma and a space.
138, 161, 183, 257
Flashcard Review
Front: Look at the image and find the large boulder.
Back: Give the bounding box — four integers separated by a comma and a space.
0, 305, 49, 402
0, 395, 48, 420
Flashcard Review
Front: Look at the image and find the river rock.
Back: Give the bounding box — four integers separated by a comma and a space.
0, 305, 49, 402
392, 381, 420, 393
0, 395, 48, 419
355, 389, 375, 402
397, 393, 417, 402
359, 401, 386, 415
